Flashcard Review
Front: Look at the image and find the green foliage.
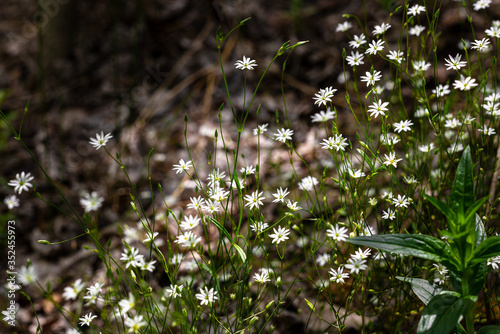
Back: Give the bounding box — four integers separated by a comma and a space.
349, 147, 497, 333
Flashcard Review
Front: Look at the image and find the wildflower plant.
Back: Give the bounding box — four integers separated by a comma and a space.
349, 147, 500, 333
2, 2, 500, 333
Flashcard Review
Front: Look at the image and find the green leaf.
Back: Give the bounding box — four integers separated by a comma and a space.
232, 243, 247, 263
206, 216, 233, 243
468, 235, 500, 265
475, 214, 486, 248
348, 235, 459, 271
417, 293, 476, 334
477, 325, 500, 334
450, 146, 474, 217
396, 277, 442, 305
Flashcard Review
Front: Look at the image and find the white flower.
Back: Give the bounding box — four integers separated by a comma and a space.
138, 259, 156, 272
473, 0, 492, 11
316, 253, 331, 266
269, 226, 290, 244
86, 282, 104, 297
172, 159, 192, 174
383, 151, 402, 168
235, 56, 257, 70
274, 128, 294, 142
142, 231, 159, 243
187, 196, 205, 210
326, 225, 349, 242
393, 194, 409, 208
365, 39, 385, 55
485, 25, 500, 38
209, 187, 230, 202
170, 253, 184, 265
18, 265, 38, 285
471, 38, 490, 52
244, 191, 265, 210
311, 108, 336, 122
313, 87, 337, 106
165, 284, 184, 298
349, 34, 367, 48
286, 200, 301, 211
251, 221, 269, 234
8, 172, 34, 194
418, 143, 435, 153
478, 125, 496, 136
120, 247, 144, 268
180, 215, 201, 230
403, 175, 419, 184
62, 278, 85, 300
483, 101, 500, 116
346, 51, 364, 67
387, 50, 404, 64
382, 208, 396, 220
298, 176, 318, 191
240, 165, 256, 175
89, 131, 112, 150
207, 168, 226, 188
196, 287, 218, 305
253, 123, 269, 135
409, 25, 426, 36
487, 256, 500, 270
254, 272, 271, 284
329, 267, 349, 284
380, 133, 400, 146
4, 195, 19, 209
353, 248, 372, 260
360, 70, 382, 86
119, 293, 135, 314
320, 134, 349, 151
445, 54, 467, 71
80, 191, 104, 213
272, 187, 289, 203
368, 100, 389, 118
393, 120, 414, 133
414, 106, 429, 118
125, 314, 147, 333
203, 199, 220, 214
344, 257, 368, 274
79, 312, 97, 327
432, 84, 451, 97
444, 118, 462, 128
372, 23, 391, 36
408, 4, 426, 16
336, 21, 352, 32
413, 60, 431, 72
349, 168, 366, 178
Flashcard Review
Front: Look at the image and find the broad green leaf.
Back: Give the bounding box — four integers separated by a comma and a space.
348, 235, 459, 271
206, 216, 233, 243
396, 277, 442, 305
450, 146, 474, 218
475, 214, 486, 247
232, 243, 247, 263
417, 293, 476, 334
468, 235, 500, 265
477, 325, 500, 333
